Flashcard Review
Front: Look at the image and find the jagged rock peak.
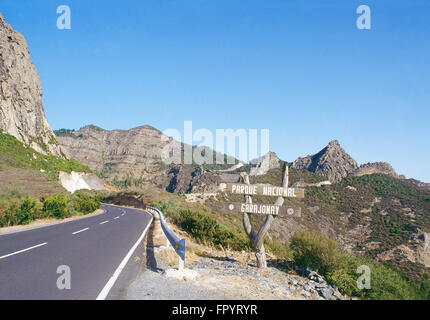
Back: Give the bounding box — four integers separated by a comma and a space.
292, 140, 358, 182
250, 151, 281, 176
0, 13, 65, 157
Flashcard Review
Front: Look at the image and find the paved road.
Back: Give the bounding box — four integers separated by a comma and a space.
0, 204, 153, 300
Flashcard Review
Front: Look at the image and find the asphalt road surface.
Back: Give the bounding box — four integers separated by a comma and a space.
0, 204, 153, 300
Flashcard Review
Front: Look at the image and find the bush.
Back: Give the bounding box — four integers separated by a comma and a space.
291, 230, 340, 275
14, 196, 37, 225
290, 230, 427, 300
157, 204, 250, 251
0, 201, 19, 227
72, 191, 100, 214
43, 194, 69, 219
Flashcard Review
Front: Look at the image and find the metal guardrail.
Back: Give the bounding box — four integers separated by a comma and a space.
146, 206, 186, 270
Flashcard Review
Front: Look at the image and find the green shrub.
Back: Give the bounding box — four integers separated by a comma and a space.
72, 192, 101, 214
156, 203, 250, 251
14, 196, 37, 225
0, 201, 19, 227
43, 194, 69, 219
290, 230, 427, 300
291, 230, 340, 275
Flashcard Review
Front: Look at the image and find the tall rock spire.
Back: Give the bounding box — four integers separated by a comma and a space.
0, 12, 66, 157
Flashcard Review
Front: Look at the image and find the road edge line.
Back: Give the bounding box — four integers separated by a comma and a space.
96, 211, 153, 300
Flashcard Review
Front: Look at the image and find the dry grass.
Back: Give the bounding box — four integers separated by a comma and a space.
0, 165, 67, 198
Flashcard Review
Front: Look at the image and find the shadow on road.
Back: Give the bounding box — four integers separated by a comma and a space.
145, 223, 163, 273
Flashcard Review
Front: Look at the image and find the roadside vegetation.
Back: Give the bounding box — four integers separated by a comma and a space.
289, 230, 430, 300
153, 199, 429, 299
155, 201, 251, 251
100, 170, 430, 300
0, 130, 91, 180
0, 189, 101, 227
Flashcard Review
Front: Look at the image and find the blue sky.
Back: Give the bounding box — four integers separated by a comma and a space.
1, 0, 429, 181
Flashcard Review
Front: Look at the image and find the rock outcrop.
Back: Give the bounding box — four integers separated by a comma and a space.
250, 151, 281, 176
352, 162, 399, 178
59, 171, 106, 193
0, 13, 64, 157
292, 140, 358, 182
166, 165, 219, 194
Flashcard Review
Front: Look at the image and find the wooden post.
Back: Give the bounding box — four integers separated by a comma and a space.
241, 165, 289, 268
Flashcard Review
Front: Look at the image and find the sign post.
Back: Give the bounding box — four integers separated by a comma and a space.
221, 165, 304, 268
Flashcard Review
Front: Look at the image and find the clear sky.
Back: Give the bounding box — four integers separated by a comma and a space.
1, 0, 429, 181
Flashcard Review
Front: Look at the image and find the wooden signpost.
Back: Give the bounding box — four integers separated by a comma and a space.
220, 165, 305, 269
224, 203, 301, 217
220, 183, 305, 198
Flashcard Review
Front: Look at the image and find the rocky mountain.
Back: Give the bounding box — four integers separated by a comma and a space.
250, 151, 281, 176
0, 13, 64, 157
292, 140, 405, 183
352, 162, 400, 179
292, 140, 358, 182
55, 125, 238, 191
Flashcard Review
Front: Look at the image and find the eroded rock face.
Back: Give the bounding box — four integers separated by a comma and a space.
166, 165, 219, 194
250, 151, 281, 176
59, 171, 106, 193
0, 13, 64, 157
57, 125, 221, 193
56, 125, 179, 180
292, 140, 358, 182
352, 162, 399, 178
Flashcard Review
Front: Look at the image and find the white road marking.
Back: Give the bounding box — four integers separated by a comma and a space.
114, 216, 120, 220
96, 215, 153, 300
0, 242, 48, 260
100, 221, 109, 225
72, 227, 89, 235
121, 213, 124, 216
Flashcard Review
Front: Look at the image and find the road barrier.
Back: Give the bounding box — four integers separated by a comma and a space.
146, 206, 186, 270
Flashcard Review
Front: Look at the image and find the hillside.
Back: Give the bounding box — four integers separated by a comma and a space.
0, 129, 91, 197
54, 125, 241, 191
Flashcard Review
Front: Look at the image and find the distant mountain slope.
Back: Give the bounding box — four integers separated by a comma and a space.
292, 140, 358, 182
55, 125, 240, 191
0, 13, 65, 157
292, 140, 403, 183
244, 167, 430, 282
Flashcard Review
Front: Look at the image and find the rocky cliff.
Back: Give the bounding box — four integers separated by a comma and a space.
0, 13, 64, 157
352, 162, 399, 179
56, 125, 177, 187
250, 151, 281, 176
292, 140, 358, 182
55, 125, 228, 192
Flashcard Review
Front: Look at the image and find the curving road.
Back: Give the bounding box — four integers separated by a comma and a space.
0, 204, 153, 300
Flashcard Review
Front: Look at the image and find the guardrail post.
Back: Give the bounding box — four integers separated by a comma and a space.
148, 206, 186, 270
178, 238, 186, 270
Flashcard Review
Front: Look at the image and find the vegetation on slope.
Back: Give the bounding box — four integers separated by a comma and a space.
290, 230, 430, 300
0, 129, 91, 180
